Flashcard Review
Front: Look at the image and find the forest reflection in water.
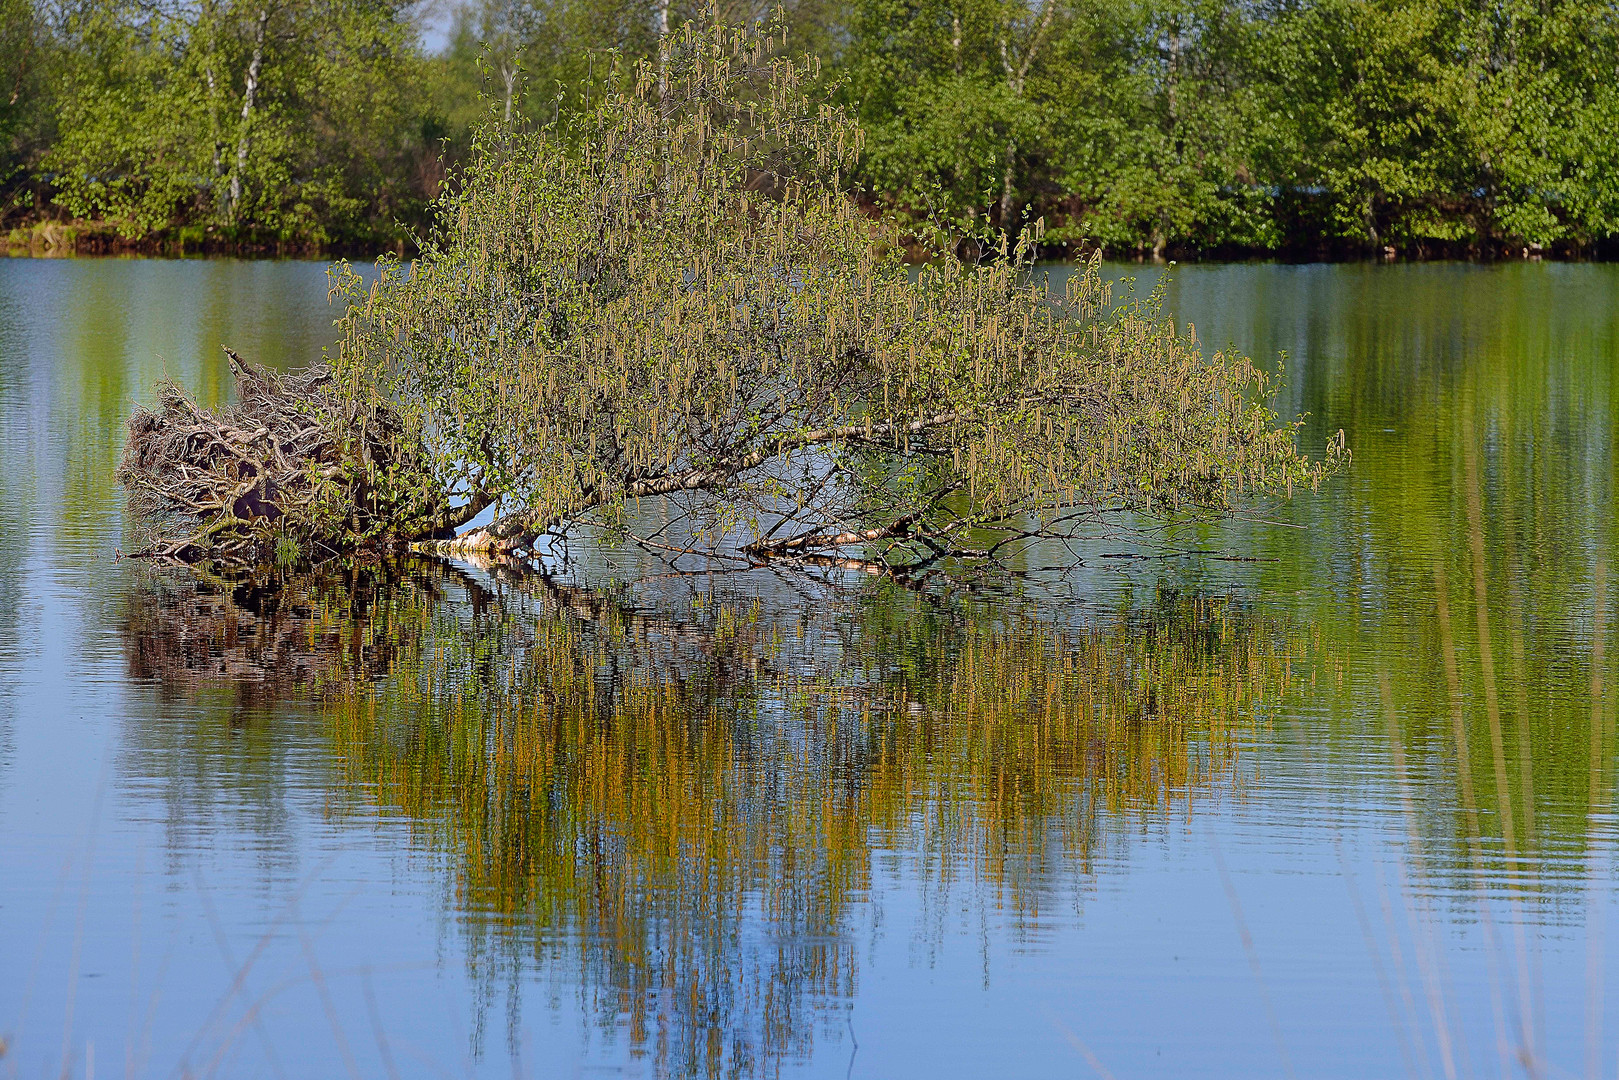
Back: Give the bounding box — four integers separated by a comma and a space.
120, 556, 1298, 1075
113, 502, 1619, 1079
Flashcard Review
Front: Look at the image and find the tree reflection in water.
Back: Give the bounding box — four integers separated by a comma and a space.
119, 558, 1298, 1077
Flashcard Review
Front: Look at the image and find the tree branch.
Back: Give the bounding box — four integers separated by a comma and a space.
415, 411, 967, 556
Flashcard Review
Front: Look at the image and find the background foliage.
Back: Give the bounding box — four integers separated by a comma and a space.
9, 0, 1619, 254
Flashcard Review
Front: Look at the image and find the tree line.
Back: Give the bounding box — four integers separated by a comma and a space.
5, 0, 1619, 257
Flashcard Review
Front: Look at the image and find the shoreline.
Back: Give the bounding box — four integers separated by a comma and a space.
7, 216, 1613, 264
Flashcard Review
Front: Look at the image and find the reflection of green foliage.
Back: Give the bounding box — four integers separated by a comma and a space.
0, 263, 359, 708
114, 558, 1301, 1075
1153, 264, 1619, 895
94, 261, 1619, 1076
313, 568, 1295, 1076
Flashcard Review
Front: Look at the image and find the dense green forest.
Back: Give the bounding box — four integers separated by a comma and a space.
4, 0, 1619, 257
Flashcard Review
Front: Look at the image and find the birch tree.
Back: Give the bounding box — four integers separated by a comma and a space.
844, 0, 1070, 240
45, 0, 428, 243
993, 0, 1055, 240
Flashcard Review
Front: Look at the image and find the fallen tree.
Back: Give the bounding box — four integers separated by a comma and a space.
121, 18, 1344, 573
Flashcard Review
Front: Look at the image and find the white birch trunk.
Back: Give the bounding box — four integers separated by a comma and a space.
995, 1, 1055, 241
657, 0, 670, 102
227, 7, 269, 222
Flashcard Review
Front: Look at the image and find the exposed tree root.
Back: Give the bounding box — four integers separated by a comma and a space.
117, 348, 429, 566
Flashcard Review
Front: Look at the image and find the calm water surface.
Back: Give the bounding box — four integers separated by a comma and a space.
0, 258, 1615, 1079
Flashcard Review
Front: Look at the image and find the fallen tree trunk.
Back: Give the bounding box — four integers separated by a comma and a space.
119, 22, 1341, 572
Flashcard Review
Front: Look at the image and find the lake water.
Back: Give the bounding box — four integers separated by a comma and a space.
0, 257, 1614, 1079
